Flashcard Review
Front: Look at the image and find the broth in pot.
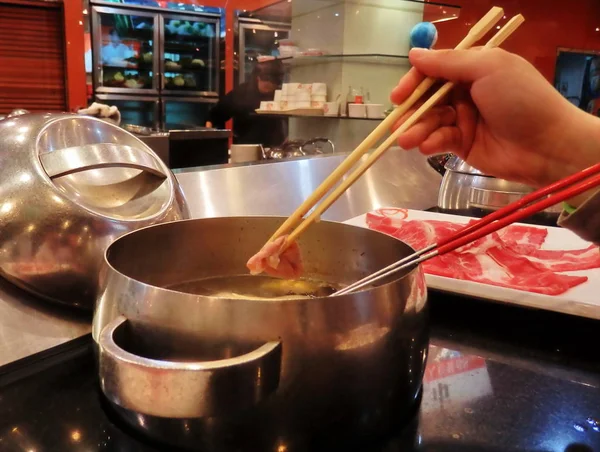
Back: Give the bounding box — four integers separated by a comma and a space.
169, 275, 342, 300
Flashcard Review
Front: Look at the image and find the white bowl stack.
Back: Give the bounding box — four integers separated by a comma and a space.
259, 89, 283, 112
274, 89, 282, 106
281, 83, 301, 110
258, 83, 338, 114
296, 86, 312, 109
259, 101, 278, 111
276, 83, 329, 111
310, 83, 327, 108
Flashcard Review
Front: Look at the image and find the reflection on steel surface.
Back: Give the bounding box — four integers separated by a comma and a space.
0, 113, 189, 309
0, 146, 438, 378
0, 276, 90, 369
175, 148, 440, 222
421, 345, 492, 414
334, 323, 391, 351
438, 155, 562, 215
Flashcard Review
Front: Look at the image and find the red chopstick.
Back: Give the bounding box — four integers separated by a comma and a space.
435, 161, 600, 249
334, 163, 600, 296
435, 169, 600, 255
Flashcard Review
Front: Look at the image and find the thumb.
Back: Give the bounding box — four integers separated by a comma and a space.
409, 47, 508, 83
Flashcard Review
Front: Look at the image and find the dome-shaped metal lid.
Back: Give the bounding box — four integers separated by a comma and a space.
34, 115, 176, 221
0, 113, 189, 308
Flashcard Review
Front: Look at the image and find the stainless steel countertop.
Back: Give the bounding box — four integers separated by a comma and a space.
175, 149, 439, 220
171, 152, 332, 173
0, 278, 91, 370
0, 148, 440, 373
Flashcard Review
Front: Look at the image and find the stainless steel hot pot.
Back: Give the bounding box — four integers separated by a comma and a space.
0, 113, 189, 308
430, 154, 562, 224
92, 217, 428, 451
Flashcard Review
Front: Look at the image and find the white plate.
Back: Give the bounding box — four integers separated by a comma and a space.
345, 208, 600, 320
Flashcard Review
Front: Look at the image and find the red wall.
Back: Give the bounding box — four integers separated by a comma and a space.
64, 0, 86, 110
424, 0, 600, 82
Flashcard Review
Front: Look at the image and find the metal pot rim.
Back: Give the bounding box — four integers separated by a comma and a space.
102, 216, 421, 302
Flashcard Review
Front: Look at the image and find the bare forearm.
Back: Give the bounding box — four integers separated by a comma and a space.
547, 110, 600, 207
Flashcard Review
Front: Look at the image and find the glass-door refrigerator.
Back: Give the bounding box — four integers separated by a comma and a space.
160, 13, 219, 97
159, 12, 220, 128
161, 97, 216, 129
238, 19, 290, 84
91, 3, 222, 129
91, 5, 159, 95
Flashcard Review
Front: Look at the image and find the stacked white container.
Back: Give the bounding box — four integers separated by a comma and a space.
281, 83, 299, 110
296, 86, 311, 109
311, 83, 327, 108
265, 82, 337, 114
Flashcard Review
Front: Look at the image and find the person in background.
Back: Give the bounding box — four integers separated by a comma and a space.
206, 60, 286, 147
392, 47, 600, 245
102, 29, 134, 64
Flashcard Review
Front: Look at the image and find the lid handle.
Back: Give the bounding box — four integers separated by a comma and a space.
39, 143, 167, 180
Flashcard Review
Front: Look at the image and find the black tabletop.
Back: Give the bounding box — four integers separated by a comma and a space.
2, 289, 600, 452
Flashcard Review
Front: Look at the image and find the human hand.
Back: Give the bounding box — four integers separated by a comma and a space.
392, 48, 600, 188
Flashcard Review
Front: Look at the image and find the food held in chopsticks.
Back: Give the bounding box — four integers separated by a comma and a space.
246, 235, 303, 279
366, 210, 600, 295
246, 7, 514, 278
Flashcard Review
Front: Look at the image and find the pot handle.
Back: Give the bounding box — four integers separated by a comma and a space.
98, 316, 282, 419
427, 154, 449, 176
39, 143, 167, 179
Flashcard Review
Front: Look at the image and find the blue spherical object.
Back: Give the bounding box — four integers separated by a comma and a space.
410, 22, 438, 49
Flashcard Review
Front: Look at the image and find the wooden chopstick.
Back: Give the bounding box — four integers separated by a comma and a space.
265, 6, 506, 244
284, 14, 525, 247
334, 163, 600, 296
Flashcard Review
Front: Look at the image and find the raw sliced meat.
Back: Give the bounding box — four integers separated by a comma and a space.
496, 224, 548, 253
367, 213, 464, 249
246, 235, 304, 279
422, 253, 466, 279
423, 250, 587, 296
484, 246, 588, 295
511, 245, 600, 272
365, 210, 599, 296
